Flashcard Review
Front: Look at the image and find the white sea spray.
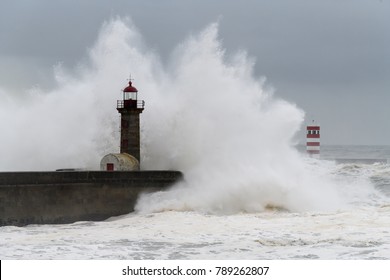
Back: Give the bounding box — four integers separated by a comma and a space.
0, 17, 382, 214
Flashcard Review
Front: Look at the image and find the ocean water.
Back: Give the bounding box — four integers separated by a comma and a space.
0, 146, 389, 260
1, 18, 389, 259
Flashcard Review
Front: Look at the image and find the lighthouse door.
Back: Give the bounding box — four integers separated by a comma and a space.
106, 163, 114, 171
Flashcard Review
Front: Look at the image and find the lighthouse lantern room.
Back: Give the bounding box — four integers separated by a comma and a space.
118, 80, 144, 110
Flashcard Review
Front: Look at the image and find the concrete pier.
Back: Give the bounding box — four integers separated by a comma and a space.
0, 171, 182, 226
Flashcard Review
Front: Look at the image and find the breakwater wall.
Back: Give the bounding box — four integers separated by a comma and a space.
0, 171, 182, 226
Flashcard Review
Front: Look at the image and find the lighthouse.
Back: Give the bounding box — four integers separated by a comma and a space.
117, 80, 145, 162
100, 79, 144, 171
306, 121, 320, 158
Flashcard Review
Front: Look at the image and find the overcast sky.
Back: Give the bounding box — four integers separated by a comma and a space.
0, 0, 389, 145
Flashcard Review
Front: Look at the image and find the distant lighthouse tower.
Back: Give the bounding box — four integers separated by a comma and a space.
117, 79, 145, 162
306, 121, 320, 157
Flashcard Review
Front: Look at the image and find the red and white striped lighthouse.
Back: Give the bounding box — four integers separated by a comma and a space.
306, 121, 320, 157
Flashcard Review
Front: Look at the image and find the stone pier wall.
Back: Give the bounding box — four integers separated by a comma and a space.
0, 171, 182, 226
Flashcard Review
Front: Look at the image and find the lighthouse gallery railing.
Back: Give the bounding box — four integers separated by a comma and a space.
117, 100, 145, 109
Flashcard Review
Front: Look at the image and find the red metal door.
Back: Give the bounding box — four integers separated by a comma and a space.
106, 163, 114, 171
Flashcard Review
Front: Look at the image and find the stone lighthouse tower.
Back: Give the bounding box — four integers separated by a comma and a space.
100, 79, 144, 171
117, 80, 145, 162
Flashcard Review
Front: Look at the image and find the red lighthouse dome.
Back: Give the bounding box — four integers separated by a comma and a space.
123, 81, 138, 93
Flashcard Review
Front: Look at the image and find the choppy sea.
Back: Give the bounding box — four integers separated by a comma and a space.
1, 145, 389, 260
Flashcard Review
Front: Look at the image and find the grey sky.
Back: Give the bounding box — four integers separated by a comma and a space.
0, 0, 389, 145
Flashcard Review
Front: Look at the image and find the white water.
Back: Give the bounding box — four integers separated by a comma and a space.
1, 18, 389, 259
1, 205, 389, 259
